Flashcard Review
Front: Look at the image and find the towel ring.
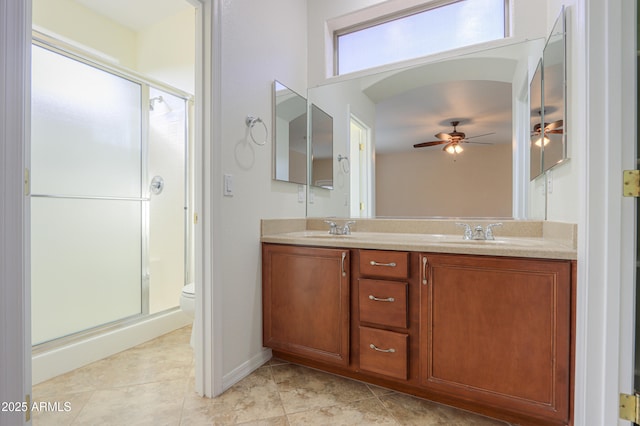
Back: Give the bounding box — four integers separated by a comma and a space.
245, 116, 267, 146
337, 154, 350, 174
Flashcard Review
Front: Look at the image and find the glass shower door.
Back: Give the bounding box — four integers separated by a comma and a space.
31, 45, 144, 345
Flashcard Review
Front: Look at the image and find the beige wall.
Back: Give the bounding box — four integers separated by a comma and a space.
136, 7, 195, 94
32, 0, 138, 69
33, 0, 195, 94
376, 144, 512, 217
289, 150, 306, 184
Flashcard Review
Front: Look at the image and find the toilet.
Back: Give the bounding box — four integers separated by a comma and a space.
179, 283, 195, 346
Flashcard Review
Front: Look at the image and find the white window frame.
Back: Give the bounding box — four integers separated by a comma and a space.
329, 0, 510, 76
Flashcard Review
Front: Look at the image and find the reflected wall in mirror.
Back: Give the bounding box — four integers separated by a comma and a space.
542, 9, 566, 172
310, 104, 333, 189
307, 39, 544, 219
273, 80, 307, 185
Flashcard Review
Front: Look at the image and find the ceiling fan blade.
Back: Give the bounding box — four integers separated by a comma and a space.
434, 132, 452, 141
465, 141, 493, 145
464, 132, 496, 140
545, 120, 563, 131
546, 129, 564, 134
413, 140, 447, 148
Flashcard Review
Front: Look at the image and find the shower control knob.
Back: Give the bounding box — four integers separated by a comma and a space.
150, 176, 164, 195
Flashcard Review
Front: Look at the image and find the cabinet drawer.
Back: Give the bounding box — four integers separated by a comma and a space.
359, 279, 408, 329
359, 326, 408, 380
359, 250, 409, 279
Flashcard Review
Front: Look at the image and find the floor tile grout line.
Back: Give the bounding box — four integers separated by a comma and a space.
67, 389, 93, 426
370, 388, 403, 425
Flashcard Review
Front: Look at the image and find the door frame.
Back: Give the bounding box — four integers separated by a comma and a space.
0, 0, 32, 424
191, 0, 224, 397
577, 0, 637, 424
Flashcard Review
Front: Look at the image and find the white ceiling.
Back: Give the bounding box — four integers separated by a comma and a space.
74, 0, 192, 31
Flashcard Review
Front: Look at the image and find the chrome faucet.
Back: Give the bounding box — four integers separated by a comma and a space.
472, 225, 486, 240
325, 220, 355, 235
456, 222, 503, 240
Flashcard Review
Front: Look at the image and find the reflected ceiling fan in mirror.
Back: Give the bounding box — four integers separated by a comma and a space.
413, 121, 495, 155
531, 117, 563, 147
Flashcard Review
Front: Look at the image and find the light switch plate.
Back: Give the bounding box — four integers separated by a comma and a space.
223, 174, 233, 196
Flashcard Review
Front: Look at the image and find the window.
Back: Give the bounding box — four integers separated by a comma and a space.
335, 0, 507, 75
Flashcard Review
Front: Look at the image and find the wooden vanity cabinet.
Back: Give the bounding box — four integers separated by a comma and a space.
419, 253, 572, 425
262, 244, 350, 366
262, 243, 575, 425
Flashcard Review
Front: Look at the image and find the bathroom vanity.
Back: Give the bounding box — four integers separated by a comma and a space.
261, 219, 576, 426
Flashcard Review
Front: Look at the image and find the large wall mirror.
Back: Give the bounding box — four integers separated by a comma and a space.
273, 81, 307, 185
530, 8, 567, 179
307, 38, 544, 219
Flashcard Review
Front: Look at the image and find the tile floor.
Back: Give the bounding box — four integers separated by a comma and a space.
33, 326, 510, 425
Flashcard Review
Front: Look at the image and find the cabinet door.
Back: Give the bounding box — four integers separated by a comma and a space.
419, 254, 571, 424
262, 244, 350, 366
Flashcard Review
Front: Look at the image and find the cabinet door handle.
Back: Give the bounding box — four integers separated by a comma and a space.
341, 251, 347, 277
369, 343, 396, 353
369, 260, 396, 267
368, 295, 395, 302
422, 256, 429, 285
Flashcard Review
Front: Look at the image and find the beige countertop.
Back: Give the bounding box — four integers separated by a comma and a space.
261, 218, 577, 260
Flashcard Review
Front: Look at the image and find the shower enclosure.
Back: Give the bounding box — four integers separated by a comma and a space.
30, 40, 191, 346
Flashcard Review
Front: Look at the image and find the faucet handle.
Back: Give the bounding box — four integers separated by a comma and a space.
342, 221, 356, 235
456, 223, 472, 240
485, 223, 503, 240
324, 220, 338, 235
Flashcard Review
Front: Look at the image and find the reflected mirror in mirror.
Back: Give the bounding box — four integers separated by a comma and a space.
541, 9, 566, 172
530, 59, 543, 180
310, 104, 333, 189
273, 80, 307, 185
307, 38, 544, 219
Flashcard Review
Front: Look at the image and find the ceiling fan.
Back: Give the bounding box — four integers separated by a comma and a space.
531, 119, 563, 147
413, 121, 495, 154
532, 119, 563, 136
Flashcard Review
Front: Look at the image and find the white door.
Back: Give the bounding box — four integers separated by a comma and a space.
349, 115, 373, 217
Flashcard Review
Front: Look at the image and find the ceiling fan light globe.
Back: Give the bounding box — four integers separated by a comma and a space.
445, 143, 463, 154
534, 136, 550, 147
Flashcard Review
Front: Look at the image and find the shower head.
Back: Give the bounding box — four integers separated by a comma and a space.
149, 96, 171, 114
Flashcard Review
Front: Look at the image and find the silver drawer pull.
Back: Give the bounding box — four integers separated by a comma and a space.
369, 261, 397, 267
369, 343, 396, 353
341, 252, 347, 277
368, 295, 395, 302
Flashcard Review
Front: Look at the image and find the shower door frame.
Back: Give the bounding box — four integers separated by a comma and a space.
31, 33, 193, 346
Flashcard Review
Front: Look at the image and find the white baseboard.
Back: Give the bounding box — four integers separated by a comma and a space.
222, 348, 272, 391
32, 310, 192, 385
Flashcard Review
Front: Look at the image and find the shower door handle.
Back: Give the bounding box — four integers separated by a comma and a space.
150, 176, 164, 195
